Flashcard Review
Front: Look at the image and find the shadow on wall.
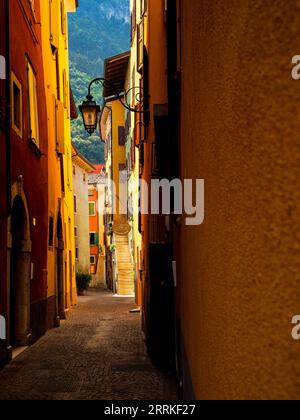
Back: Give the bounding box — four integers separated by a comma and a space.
90, 255, 106, 288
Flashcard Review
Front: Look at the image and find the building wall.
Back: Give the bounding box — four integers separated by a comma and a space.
0, 0, 7, 313
10, 0, 48, 342
40, 0, 77, 326
130, 0, 169, 342
89, 182, 106, 286
126, 6, 142, 306
97, 183, 106, 252
89, 187, 99, 233
95, 183, 106, 286
111, 100, 127, 224
0, 0, 8, 365
179, 0, 300, 400
73, 165, 90, 274
89, 185, 99, 275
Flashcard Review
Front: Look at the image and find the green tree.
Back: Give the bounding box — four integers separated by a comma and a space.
69, 0, 130, 163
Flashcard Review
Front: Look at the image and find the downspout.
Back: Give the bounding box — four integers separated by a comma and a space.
5, 0, 11, 215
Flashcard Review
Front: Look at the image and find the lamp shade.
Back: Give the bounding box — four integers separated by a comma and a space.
79, 96, 101, 135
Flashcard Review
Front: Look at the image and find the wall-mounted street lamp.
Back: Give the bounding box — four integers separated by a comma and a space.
79, 94, 101, 136
80, 78, 146, 136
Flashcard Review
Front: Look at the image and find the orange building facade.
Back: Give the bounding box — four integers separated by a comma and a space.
88, 165, 106, 286
128, 0, 300, 400
0, 0, 49, 365
174, 0, 300, 400
128, 0, 176, 370
0, 0, 77, 368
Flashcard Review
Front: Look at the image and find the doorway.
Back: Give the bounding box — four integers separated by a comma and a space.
56, 213, 65, 320
9, 195, 31, 347
69, 251, 73, 306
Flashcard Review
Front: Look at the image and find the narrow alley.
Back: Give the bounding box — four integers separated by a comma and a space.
0, 289, 177, 401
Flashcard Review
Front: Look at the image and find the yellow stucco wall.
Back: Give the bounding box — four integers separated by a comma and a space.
111, 100, 126, 224
128, 1, 142, 277
179, 0, 300, 400
40, 0, 77, 311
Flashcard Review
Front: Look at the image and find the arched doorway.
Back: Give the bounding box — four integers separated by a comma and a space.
56, 213, 65, 321
9, 195, 31, 347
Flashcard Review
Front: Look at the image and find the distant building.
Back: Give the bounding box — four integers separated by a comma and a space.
72, 143, 95, 275
101, 52, 135, 296
88, 165, 106, 287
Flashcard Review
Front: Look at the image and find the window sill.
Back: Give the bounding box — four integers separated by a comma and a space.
29, 139, 43, 157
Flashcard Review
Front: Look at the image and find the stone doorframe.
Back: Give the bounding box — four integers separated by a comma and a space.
6, 176, 32, 348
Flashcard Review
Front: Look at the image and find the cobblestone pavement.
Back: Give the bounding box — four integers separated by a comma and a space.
0, 289, 178, 400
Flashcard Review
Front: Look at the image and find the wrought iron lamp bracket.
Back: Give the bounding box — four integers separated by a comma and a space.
87, 77, 147, 114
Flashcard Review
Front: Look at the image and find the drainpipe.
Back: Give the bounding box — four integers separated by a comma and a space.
5, 0, 11, 215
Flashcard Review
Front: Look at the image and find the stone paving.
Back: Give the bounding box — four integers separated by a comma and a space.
0, 288, 178, 400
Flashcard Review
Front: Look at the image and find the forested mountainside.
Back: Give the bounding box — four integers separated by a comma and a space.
69, 0, 130, 163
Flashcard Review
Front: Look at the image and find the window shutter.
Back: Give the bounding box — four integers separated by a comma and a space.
27, 61, 39, 146
137, 21, 144, 74
61, 0, 66, 35
118, 126, 126, 146
63, 69, 68, 109
140, 0, 147, 17
55, 98, 65, 154
50, 0, 59, 49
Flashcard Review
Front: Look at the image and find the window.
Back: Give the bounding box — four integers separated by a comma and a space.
118, 126, 126, 146
137, 21, 144, 74
90, 256, 96, 265
89, 202, 96, 216
48, 216, 54, 247
90, 233, 97, 245
73, 165, 76, 175
60, 0, 66, 35
29, 0, 35, 13
75, 248, 79, 260
55, 51, 60, 100
63, 69, 68, 109
74, 226, 78, 237
54, 95, 65, 154
13, 82, 21, 131
26, 59, 39, 146
140, 0, 147, 17
60, 156, 65, 192
67, 149, 71, 189
83, 173, 86, 182
131, 0, 136, 43
74, 195, 77, 213
50, 0, 59, 50
11, 73, 22, 137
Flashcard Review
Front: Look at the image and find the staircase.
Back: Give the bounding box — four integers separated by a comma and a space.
114, 234, 135, 296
